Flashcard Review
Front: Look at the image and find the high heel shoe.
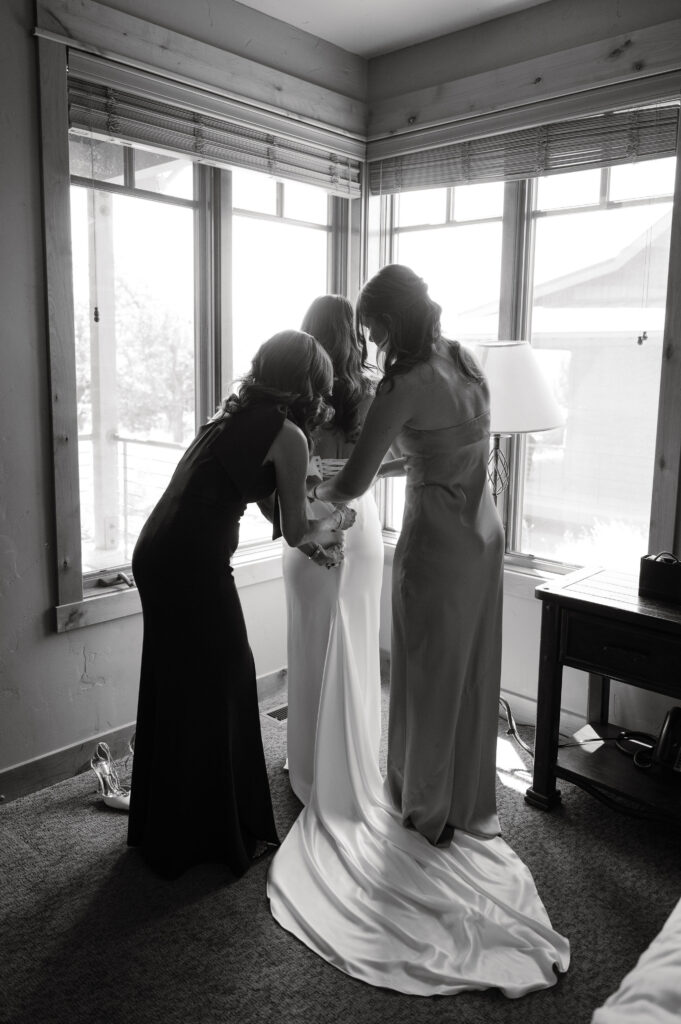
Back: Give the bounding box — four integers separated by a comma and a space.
90, 741, 130, 812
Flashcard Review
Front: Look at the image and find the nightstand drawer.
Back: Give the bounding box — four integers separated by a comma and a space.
562, 611, 681, 687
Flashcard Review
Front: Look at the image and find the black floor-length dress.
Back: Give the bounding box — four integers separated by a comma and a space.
127, 403, 283, 878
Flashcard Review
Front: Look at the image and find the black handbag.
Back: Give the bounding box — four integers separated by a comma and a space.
638, 551, 681, 604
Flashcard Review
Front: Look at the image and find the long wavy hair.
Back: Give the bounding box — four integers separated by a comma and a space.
213, 330, 333, 448
355, 264, 484, 392
301, 294, 373, 441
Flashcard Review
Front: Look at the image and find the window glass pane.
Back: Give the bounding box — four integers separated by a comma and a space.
133, 150, 194, 199
385, 478, 406, 532
536, 168, 601, 210
454, 181, 504, 220
232, 216, 329, 543
396, 188, 447, 227
283, 179, 329, 224
232, 166, 277, 214
69, 136, 125, 184
71, 187, 195, 574
521, 187, 673, 570
609, 156, 676, 202
396, 221, 503, 341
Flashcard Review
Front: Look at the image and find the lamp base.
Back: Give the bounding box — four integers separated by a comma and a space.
487, 438, 509, 502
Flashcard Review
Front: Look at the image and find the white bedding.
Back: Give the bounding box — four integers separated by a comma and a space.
591, 897, 681, 1023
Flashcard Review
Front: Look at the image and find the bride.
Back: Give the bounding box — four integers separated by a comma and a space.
268, 270, 570, 997
281, 294, 381, 806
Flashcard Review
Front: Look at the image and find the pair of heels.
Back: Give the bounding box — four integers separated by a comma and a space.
90, 735, 134, 812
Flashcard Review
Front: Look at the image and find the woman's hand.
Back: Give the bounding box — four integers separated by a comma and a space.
299, 539, 344, 569
312, 517, 346, 549
332, 505, 356, 530
311, 542, 344, 569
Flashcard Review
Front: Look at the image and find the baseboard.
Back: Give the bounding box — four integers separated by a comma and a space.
2, 670, 584, 806
499, 686, 585, 737
257, 667, 288, 702
0, 724, 136, 806
0, 668, 290, 806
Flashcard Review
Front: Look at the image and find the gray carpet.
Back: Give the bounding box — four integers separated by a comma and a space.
2, 676, 680, 1024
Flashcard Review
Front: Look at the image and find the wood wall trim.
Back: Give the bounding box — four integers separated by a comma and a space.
649, 129, 681, 555
367, 71, 681, 161
55, 545, 285, 632
0, 723, 135, 804
0, 663, 284, 801
367, 18, 681, 142
37, 38, 84, 607
36, 0, 368, 139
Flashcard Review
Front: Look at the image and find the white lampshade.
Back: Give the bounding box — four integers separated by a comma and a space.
474, 340, 564, 435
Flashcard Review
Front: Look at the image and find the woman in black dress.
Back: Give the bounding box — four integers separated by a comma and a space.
128, 330, 350, 878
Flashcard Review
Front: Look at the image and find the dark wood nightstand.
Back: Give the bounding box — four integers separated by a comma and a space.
525, 566, 681, 820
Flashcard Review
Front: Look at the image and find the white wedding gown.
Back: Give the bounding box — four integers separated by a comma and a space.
269, 460, 570, 997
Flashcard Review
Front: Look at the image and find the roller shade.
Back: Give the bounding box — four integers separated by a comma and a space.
369, 104, 679, 194
68, 76, 362, 197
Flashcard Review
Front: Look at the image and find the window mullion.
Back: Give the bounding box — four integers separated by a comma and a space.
380, 194, 395, 267
194, 164, 218, 426
375, 193, 396, 529
327, 195, 348, 295
124, 146, 134, 189
348, 194, 363, 303
446, 187, 455, 223
505, 179, 537, 557
497, 180, 533, 553
217, 168, 233, 400
649, 132, 681, 554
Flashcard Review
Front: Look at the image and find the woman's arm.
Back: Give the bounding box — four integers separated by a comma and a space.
376, 456, 407, 478
267, 419, 351, 548
313, 375, 415, 503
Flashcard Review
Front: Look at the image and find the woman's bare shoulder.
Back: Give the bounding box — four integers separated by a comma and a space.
278, 417, 307, 445
265, 415, 307, 462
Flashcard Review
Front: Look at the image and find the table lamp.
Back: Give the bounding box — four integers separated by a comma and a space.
473, 340, 564, 503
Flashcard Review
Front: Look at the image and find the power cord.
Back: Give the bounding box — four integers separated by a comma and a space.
615, 730, 656, 770
498, 697, 534, 758
498, 697, 673, 823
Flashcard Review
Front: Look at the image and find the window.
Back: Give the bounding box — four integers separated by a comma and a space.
70, 145, 197, 574
39, 44, 361, 628
519, 160, 675, 569
372, 103, 680, 574
69, 142, 336, 572
230, 168, 333, 543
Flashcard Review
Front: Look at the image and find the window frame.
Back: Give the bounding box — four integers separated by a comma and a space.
38, 39, 361, 632
376, 136, 681, 576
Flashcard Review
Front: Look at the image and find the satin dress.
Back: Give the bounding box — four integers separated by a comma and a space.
283, 413, 383, 805
268, 407, 570, 996
388, 413, 504, 845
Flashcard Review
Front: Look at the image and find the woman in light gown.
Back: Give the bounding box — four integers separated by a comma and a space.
282, 295, 381, 806
267, 266, 570, 996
